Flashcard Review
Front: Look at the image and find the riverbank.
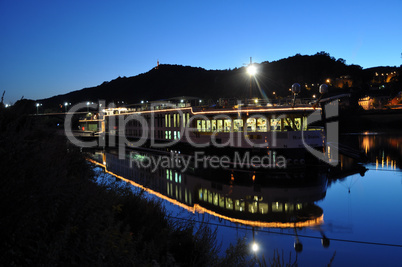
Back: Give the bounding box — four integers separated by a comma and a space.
340, 108, 402, 132
0, 103, 252, 266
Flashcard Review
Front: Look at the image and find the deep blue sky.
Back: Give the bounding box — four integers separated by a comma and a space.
1, 0, 401, 104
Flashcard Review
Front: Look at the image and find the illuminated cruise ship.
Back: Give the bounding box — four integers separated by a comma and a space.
78, 96, 326, 167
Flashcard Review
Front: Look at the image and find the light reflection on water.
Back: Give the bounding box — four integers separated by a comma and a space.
90, 132, 402, 266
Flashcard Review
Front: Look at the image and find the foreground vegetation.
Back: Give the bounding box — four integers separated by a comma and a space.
0, 101, 255, 266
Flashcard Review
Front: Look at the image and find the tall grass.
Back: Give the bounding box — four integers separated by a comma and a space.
0, 102, 255, 266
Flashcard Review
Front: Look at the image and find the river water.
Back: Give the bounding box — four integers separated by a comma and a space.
90, 132, 402, 266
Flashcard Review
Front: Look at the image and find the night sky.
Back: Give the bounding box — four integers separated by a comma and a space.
1, 0, 401, 103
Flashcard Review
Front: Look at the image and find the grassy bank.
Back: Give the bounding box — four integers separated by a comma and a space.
0, 102, 252, 266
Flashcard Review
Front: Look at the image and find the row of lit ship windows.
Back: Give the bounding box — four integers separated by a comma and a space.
196, 117, 305, 132
165, 169, 193, 205
124, 129, 181, 140
125, 120, 307, 140
166, 182, 193, 206
105, 156, 312, 215
123, 113, 307, 133
121, 113, 191, 128
107, 156, 194, 206
198, 188, 304, 214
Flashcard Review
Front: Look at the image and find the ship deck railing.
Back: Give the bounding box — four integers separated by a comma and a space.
101, 98, 318, 115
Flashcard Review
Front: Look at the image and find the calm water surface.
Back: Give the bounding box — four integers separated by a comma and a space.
91, 132, 402, 266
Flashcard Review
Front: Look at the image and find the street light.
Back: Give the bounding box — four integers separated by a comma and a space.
64, 102, 69, 112
36, 103, 42, 114
247, 65, 257, 76
245, 57, 258, 102
247, 64, 257, 100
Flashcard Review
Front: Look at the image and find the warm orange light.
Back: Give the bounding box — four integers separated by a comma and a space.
193, 106, 317, 115
106, 106, 319, 117
88, 159, 197, 212
87, 158, 324, 229
104, 105, 320, 131
361, 136, 372, 154
194, 204, 324, 228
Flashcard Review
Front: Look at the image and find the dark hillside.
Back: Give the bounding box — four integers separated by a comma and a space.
40, 52, 383, 108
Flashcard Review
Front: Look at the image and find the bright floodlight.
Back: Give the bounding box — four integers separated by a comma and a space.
251, 242, 259, 252
247, 65, 257, 76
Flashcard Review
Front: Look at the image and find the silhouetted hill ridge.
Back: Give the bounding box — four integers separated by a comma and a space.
40, 52, 399, 107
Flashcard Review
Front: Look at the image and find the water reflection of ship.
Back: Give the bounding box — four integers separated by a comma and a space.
194, 169, 327, 227
91, 150, 328, 228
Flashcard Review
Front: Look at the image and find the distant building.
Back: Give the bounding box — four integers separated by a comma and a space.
359, 95, 390, 110
358, 96, 373, 110
371, 71, 398, 84
334, 75, 353, 88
